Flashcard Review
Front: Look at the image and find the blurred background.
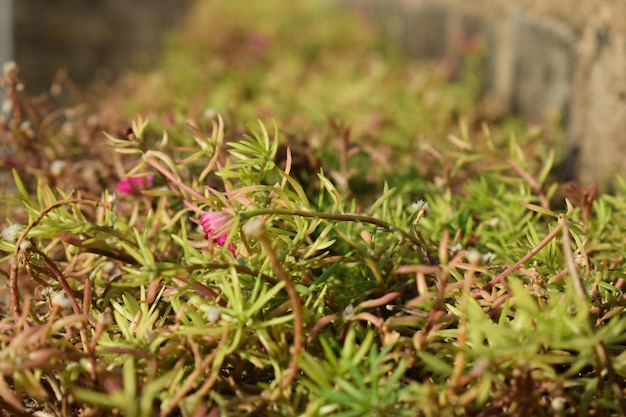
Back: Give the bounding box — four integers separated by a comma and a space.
0, 0, 624, 187
4, 0, 190, 94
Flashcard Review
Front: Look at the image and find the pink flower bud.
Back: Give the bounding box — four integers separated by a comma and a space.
200, 210, 235, 255
116, 175, 154, 195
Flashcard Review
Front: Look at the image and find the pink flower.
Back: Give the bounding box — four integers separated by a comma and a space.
116, 175, 154, 195
463, 36, 481, 53
200, 210, 235, 255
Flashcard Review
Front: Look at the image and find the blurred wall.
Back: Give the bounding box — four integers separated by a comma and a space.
12, 0, 190, 94
0, 0, 11, 68
7, 0, 626, 186
354, 0, 626, 187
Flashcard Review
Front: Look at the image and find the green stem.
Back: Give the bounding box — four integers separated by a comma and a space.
240, 208, 424, 249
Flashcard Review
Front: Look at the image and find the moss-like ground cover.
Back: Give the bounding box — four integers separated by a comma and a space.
1, 1, 625, 416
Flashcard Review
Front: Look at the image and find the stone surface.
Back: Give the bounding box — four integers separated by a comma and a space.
354, 0, 626, 187
571, 31, 626, 186
510, 12, 575, 123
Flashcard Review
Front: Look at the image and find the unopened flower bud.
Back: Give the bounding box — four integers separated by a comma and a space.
243, 217, 265, 239
19, 240, 32, 252
411, 199, 430, 215
50, 160, 66, 177
467, 249, 482, 266
205, 306, 221, 323
3, 61, 17, 76
51, 292, 73, 309
2, 224, 23, 242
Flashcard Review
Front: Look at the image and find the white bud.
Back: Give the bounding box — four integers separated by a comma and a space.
1, 99, 12, 115
482, 252, 497, 265
20, 121, 31, 130
467, 249, 482, 266
87, 115, 99, 127
203, 108, 217, 119
50, 83, 62, 96
64, 109, 76, 120
19, 240, 32, 252
102, 261, 116, 275
411, 199, 430, 215
2, 224, 23, 242
205, 306, 221, 323
551, 397, 566, 412
50, 160, 66, 177
61, 121, 74, 136
342, 304, 355, 320
449, 243, 462, 253
243, 218, 265, 239
51, 292, 73, 309
3, 61, 17, 76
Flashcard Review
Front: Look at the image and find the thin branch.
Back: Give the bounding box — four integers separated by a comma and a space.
10, 197, 102, 315
257, 232, 303, 398
507, 159, 549, 210
482, 221, 564, 292
560, 216, 587, 302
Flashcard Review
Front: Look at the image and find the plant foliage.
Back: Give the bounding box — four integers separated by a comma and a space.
0, 1, 625, 416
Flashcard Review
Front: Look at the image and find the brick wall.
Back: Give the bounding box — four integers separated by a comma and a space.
354, 0, 626, 188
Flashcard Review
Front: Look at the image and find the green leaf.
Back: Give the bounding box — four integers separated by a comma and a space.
12, 169, 30, 200
520, 202, 557, 218
417, 351, 453, 377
